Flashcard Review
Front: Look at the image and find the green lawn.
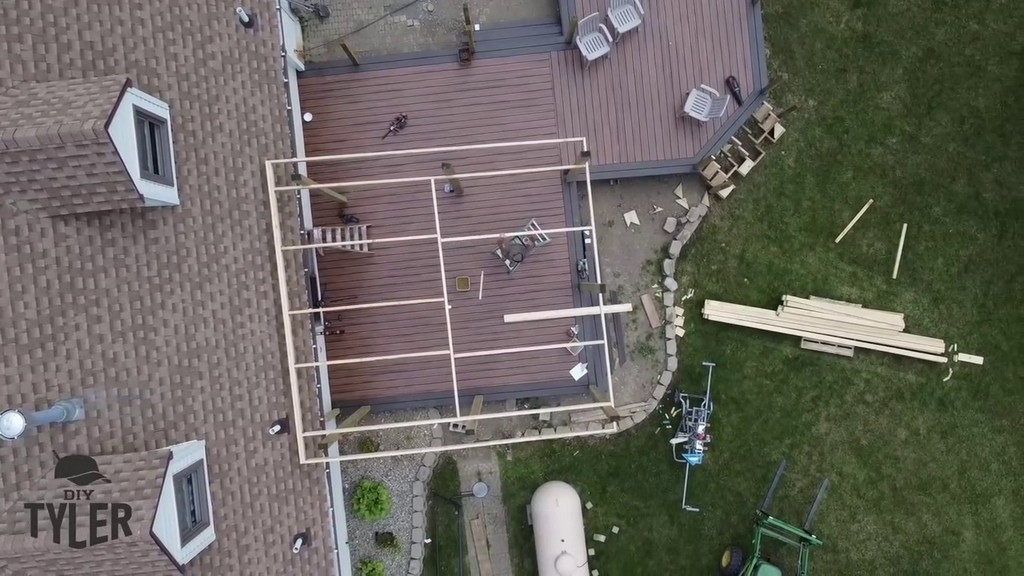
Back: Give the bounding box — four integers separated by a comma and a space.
501, 1, 1023, 574
423, 456, 471, 576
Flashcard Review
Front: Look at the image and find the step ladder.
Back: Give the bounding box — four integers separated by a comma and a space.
523, 218, 551, 246
309, 225, 372, 255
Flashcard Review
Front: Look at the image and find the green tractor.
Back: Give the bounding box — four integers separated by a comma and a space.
720, 460, 829, 576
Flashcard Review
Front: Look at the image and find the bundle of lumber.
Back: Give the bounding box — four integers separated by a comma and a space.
702, 295, 947, 363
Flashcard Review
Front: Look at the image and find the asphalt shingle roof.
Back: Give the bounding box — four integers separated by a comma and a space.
0, 1, 333, 574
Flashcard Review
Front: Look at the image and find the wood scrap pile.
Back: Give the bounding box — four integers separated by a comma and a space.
702, 295, 948, 363
697, 101, 790, 200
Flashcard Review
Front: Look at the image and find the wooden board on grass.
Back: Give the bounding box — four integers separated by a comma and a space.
640, 294, 661, 328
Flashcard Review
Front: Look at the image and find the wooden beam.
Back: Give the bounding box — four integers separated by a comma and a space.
440, 162, 466, 195
778, 307, 903, 332
465, 395, 485, 434
892, 223, 908, 279
463, 3, 476, 54
833, 199, 873, 243
339, 405, 372, 428
705, 301, 944, 354
702, 310, 947, 363
293, 175, 348, 204
782, 296, 905, 323
503, 303, 633, 323
954, 353, 984, 365
340, 42, 359, 66
800, 338, 855, 357
808, 296, 862, 308
639, 294, 660, 328
588, 385, 620, 420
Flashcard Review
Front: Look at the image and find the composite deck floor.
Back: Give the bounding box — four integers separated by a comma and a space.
554, 0, 756, 168
300, 56, 588, 407
297, 0, 760, 405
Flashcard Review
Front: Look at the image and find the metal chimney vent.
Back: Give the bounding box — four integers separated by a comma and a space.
0, 398, 85, 440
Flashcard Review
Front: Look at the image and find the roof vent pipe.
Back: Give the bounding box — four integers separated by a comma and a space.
0, 398, 85, 441
292, 531, 310, 553
236, 7, 256, 28
268, 416, 290, 436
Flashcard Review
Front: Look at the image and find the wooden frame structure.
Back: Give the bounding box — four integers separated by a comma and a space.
266, 138, 621, 463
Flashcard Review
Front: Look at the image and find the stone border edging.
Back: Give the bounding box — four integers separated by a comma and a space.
407, 408, 445, 576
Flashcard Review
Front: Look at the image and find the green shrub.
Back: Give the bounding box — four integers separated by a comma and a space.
357, 559, 385, 576
359, 437, 380, 453
353, 479, 392, 521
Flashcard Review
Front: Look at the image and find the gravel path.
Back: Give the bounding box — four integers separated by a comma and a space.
340, 409, 434, 575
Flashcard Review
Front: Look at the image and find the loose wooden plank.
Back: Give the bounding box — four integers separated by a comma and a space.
778, 307, 904, 332
893, 223, 908, 279
833, 199, 873, 243
702, 310, 947, 363
705, 301, 944, 354
955, 353, 984, 365
809, 296, 862, 308
503, 303, 633, 323
470, 517, 494, 576
782, 296, 905, 323
640, 294, 661, 328
800, 338, 855, 357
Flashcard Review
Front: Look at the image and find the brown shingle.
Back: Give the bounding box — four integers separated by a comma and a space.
0, 1, 333, 575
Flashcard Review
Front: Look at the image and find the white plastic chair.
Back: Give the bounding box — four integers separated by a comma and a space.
607, 0, 645, 40
679, 85, 732, 122
575, 13, 613, 68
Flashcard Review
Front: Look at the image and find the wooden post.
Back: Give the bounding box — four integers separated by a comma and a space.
563, 150, 592, 181
463, 3, 476, 54
565, 16, 578, 43
440, 162, 466, 195
340, 42, 359, 66
465, 395, 485, 435
293, 174, 348, 204
339, 405, 372, 428
588, 385, 619, 420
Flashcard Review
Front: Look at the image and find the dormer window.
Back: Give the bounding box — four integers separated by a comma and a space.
172, 461, 210, 546
134, 106, 174, 186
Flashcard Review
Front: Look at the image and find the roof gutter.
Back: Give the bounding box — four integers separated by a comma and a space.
273, 3, 353, 575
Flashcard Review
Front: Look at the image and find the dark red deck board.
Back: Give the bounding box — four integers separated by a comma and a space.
299, 56, 582, 406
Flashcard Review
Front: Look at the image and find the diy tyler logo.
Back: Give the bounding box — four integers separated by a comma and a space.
23, 452, 133, 549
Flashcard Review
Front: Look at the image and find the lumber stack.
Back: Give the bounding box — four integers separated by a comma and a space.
702, 295, 947, 363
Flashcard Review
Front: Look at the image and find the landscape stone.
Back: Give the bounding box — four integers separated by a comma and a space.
685, 207, 701, 222
526, 428, 540, 437
428, 408, 441, 419
664, 277, 678, 291
421, 452, 436, 467
412, 480, 425, 496
556, 425, 571, 434
412, 527, 424, 543
416, 466, 430, 482
663, 216, 678, 233
408, 559, 422, 575
666, 340, 677, 356
659, 371, 672, 386
667, 356, 678, 371
663, 291, 675, 306
676, 228, 693, 245
696, 203, 709, 216
654, 383, 667, 399
541, 427, 555, 436
663, 258, 676, 276
665, 325, 675, 339
412, 511, 425, 528
618, 416, 635, 431
412, 495, 425, 512
411, 543, 423, 560
683, 220, 700, 233
668, 240, 683, 258
665, 305, 676, 321
587, 422, 602, 431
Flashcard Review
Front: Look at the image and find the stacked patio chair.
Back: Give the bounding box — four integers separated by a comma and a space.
574, 0, 645, 67
606, 0, 645, 40
678, 84, 732, 122
574, 13, 613, 68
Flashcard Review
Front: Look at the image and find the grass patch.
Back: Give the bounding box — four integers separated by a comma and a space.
501, 1, 1023, 574
423, 456, 470, 576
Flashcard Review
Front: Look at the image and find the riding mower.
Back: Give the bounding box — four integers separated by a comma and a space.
720, 460, 829, 576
